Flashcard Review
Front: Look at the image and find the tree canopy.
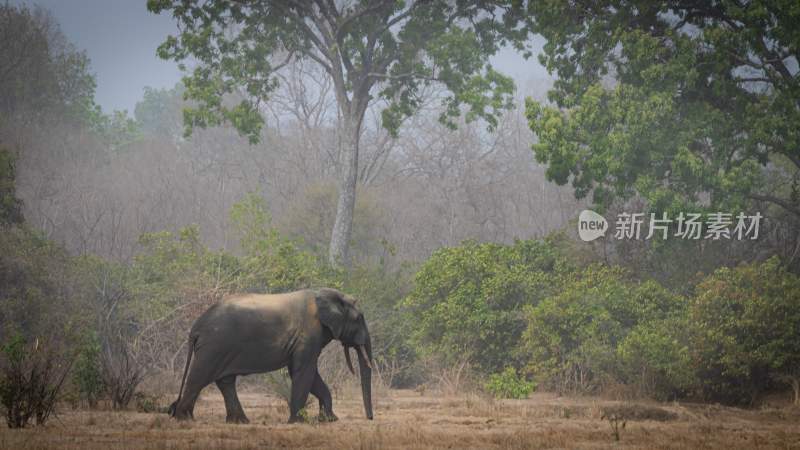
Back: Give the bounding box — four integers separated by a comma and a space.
526, 1, 800, 217
147, 0, 531, 142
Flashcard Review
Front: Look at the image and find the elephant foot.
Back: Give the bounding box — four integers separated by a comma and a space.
287, 415, 307, 424
226, 414, 250, 424
318, 411, 338, 423
173, 411, 193, 421
171, 403, 194, 421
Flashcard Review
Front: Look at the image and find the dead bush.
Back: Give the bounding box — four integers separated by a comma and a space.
99, 331, 146, 410
432, 356, 474, 396
0, 335, 72, 428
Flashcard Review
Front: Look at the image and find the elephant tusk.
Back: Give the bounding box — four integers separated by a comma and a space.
358, 345, 372, 370
343, 345, 356, 375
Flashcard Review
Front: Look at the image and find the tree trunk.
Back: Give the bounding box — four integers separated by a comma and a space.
328, 111, 362, 267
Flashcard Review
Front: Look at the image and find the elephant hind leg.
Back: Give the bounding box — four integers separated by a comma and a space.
173, 355, 214, 420
173, 374, 204, 420
216, 374, 249, 424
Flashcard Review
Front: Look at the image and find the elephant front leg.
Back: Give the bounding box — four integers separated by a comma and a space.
288, 363, 316, 424
311, 371, 338, 422
216, 375, 249, 424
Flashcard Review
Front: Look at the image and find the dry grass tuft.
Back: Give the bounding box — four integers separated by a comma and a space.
600, 403, 679, 422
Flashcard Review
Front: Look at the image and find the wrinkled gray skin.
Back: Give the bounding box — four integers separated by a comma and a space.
169, 288, 373, 424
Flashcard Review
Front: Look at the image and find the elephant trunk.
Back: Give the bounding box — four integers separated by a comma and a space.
356, 336, 373, 420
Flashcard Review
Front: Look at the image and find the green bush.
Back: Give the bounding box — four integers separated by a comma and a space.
485, 367, 535, 399
230, 193, 325, 293
522, 264, 684, 394
402, 237, 571, 374
73, 331, 104, 408
689, 257, 800, 405
0, 225, 78, 344
617, 315, 694, 400
0, 147, 23, 226
340, 264, 418, 387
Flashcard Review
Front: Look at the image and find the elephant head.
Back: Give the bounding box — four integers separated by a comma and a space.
315, 288, 373, 420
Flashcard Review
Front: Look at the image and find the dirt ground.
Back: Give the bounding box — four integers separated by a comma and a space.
1, 388, 799, 449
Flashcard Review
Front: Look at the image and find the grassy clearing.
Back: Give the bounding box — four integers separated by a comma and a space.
1, 389, 798, 449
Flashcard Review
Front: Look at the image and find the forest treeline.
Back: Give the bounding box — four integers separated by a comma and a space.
1, 2, 799, 426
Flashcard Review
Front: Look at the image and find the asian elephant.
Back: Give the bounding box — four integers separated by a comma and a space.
168, 288, 373, 424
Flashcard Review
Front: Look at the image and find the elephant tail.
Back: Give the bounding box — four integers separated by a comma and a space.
169, 336, 197, 417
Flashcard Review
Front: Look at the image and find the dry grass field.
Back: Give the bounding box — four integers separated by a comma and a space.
2, 388, 799, 449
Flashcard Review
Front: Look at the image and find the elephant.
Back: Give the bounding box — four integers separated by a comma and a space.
168, 288, 373, 424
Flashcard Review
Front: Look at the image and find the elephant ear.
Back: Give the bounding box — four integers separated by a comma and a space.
315, 288, 346, 339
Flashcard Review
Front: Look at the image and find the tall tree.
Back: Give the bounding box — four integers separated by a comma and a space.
0, 4, 96, 131
147, 0, 531, 266
525, 1, 800, 217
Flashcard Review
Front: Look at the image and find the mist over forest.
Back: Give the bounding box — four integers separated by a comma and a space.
1, 2, 799, 448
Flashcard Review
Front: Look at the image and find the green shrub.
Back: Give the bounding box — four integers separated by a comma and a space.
522, 264, 684, 394
617, 315, 694, 400
73, 331, 104, 408
230, 193, 324, 293
403, 238, 571, 374
689, 257, 800, 405
485, 367, 535, 399
0, 147, 23, 226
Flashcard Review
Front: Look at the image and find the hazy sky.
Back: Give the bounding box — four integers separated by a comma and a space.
13, 1, 551, 114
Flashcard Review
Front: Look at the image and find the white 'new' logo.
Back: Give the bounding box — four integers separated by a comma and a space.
578, 210, 608, 242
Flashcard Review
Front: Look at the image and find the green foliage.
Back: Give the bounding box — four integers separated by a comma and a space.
522, 265, 684, 394
403, 237, 571, 374
617, 315, 693, 400
73, 331, 104, 408
134, 84, 185, 138
689, 257, 800, 405
0, 225, 76, 341
525, 1, 800, 217
89, 109, 142, 151
0, 148, 23, 226
230, 193, 324, 293
484, 367, 535, 399
340, 263, 417, 386
131, 225, 222, 319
